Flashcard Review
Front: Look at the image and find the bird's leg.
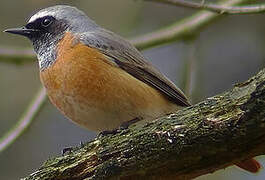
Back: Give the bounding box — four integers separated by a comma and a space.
119, 117, 142, 130
61, 141, 85, 155
61, 147, 73, 155
98, 129, 118, 137
98, 117, 142, 137
79, 141, 85, 148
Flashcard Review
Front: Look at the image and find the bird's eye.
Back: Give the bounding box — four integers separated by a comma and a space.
41, 17, 53, 27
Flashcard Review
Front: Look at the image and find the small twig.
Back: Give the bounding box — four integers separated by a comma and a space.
0, 46, 35, 64
132, 0, 248, 50
0, 87, 47, 153
0, 46, 34, 57
182, 41, 197, 101
146, 0, 265, 14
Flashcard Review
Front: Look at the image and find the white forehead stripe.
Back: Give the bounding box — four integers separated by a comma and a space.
28, 11, 56, 23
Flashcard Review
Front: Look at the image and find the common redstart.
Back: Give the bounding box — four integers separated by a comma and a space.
4, 5, 261, 173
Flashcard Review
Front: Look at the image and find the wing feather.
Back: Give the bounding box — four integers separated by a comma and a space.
79, 29, 191, 107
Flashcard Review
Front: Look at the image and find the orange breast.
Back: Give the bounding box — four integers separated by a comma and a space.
40, 32, 178, 131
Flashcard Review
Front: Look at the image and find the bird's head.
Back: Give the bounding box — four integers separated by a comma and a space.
4, 5, 99, 70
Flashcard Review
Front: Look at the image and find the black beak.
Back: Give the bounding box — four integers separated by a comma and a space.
4, 27, 39, 37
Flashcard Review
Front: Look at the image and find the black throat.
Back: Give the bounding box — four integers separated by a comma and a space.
32, 32, 63, 71
28, 18, 68, 71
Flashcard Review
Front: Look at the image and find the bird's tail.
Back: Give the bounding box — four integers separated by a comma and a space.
235, 158, 262, 173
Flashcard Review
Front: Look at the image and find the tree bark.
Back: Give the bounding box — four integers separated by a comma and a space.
23, 68, 265, 180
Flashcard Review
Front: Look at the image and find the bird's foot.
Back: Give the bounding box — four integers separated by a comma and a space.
61, 142, 85, 155
119, 117, 141, 130
97, 117, 142, 138
97, 129, 118, 137
79, 141, 85, 148
61, 147, 73, 155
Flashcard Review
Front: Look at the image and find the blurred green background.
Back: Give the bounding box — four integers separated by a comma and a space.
0, 0, 265, 179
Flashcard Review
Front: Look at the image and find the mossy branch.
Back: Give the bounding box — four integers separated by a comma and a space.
23, 68, 265, 180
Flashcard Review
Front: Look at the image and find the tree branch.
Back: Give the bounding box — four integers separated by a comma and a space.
132, 0, 249, 50
23, 68, 265, 180
0, 87, 47, 153
0, 47, 35, 64
147, 0, 265, 15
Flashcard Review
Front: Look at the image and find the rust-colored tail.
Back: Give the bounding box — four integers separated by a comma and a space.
235, 158, 262, 173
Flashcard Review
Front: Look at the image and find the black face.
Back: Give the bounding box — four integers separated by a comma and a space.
25, 16, 55, 37
5, 15, 70, 71
5, 15, 68, 41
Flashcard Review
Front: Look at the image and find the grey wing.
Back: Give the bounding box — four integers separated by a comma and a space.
79, 29, 191, 107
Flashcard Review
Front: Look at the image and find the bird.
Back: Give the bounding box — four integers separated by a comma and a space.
4, 5, 261, 173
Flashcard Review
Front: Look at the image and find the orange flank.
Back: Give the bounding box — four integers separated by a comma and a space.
40, 32, 178, 131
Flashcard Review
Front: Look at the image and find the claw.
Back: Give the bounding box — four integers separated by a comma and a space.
61, 147, 73, 155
